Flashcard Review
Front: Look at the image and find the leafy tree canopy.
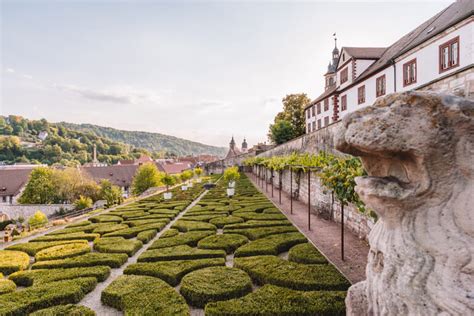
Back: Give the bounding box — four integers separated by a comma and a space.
131, 163, 163, 196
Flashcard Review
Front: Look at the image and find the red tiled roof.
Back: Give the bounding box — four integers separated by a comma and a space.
81, 165, 138, 188
342, 47, 386, 60
0, 168, 33, 197
158, 162, 192, 174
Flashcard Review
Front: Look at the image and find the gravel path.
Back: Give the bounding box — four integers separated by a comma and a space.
80, 190, 209, 315
246, 172, 369, 284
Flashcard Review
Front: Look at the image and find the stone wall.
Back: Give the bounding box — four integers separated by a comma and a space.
420, 66, 474, 99
253, 165, 374, 240
0, 204, 74, 220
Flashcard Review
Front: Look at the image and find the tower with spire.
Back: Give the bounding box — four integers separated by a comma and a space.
225, 136, 242, 160
324, 34, 339, 91
241, 138, 248, 153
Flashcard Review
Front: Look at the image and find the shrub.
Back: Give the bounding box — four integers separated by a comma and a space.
234, 256, 350, 291
0, 250, 30, 275
0, 277, 97, 315
92, 224, 129, 235
66, 220, 92, 228
138, 245, 226, 262
124, 258, 225, 286
149, 231, 214, 249
30, 304, 96, 316
89, 215, 123, 223
224, 220, 292, 230
28, 211, 48, 229
94, 237, 143, 256
288, 243, 328, 264
101, 275, 188, 315
136, 229, 157, 243
180, 266, 252, 308
148, 208, 180, 216
6, 240, 89, 256
198, 234, 249, 254
47, 223, 100, 235
160, 228, 179, 238
172, 220, 217, 232
0, 274, 16, 294
223, 167, 240, 184
209, 216, 244, 228
103, 222, 167, 238
32, 232, 100, 242
32, 253, 128, 269
74, 196, 93, 210
179, 214, 223, 222
35, 242, 91, 261
122, 218, 170, 227
234, 232, 307, 257
232, 212, 287, 221
116, 211, 148, 219
205, 284, 346, 316
223, 226, 298, 240
9, 266, 111, 286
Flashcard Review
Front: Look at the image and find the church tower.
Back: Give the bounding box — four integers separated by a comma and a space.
241, 138, 248, 153
229, 136, 236, 150
324, 35, 339, 91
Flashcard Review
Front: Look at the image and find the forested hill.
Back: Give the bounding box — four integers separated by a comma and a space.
58, 122, 226, 157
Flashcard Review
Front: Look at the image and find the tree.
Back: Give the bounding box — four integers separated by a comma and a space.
268, 120, 295, 144
194, 167, 203, 178
268, 93, 310, 142
74, 196, 93, 210
161, 174, 176, 192
28, 211, 48, 229
131, 163, 163, 195
99, 180, 123, 206
18, 167, 55, 204
223, 166, 240, 184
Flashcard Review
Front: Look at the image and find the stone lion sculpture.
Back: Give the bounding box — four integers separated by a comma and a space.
335, 91, 474, 315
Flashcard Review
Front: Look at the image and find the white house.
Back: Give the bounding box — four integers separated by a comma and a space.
305, 0, 473, 133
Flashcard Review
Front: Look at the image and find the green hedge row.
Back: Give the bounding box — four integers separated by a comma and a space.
209, 216, 244, 228
136, 229, 157, 243
122, 218, 169, 227
160, 228, 179, 238
0, 277, 97, 315
6, 240, 89, 256
124, 258, 225, 286
172, 220, 217, 232
234, 232, 307, 257
138, 245, 226, 262
32, 253, 128, 269
223, 226, 298, 240
205, 284, 346, 316
65, 220, 92, 228
103, 222, 167, 238
35, 242, 91, 261
234, 256, 350, 291
149, 231, 214, 249
224, 219, 292, 230
198, 234, 249, 254
101, 275, 188, 316
0, 273, 16, 294
232, 212, 287, 221
288, 243, 328, 264
32, 232, 100, 242
89, 215, 123, 223
9, 266, 111, 286
0, 250, 30, 275
93, 237, 143, 256
30, 304, 96, 316
180, 266, 252, 308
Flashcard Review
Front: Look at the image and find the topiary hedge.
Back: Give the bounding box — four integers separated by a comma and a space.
224, 220, 292, 230
138, 245, 226, 262
122, 218, 170, 227
94, 237, 143, 256
89, 215, 123, 223
0, 250, 30, 275
198, 234, 249, 254
92, 224, 129, 235
35, 243, 91, 261
9, 266, 111, 286
103, 222, 167, 238
136, 229, 157, 243
0, 273, 16, 294
124, 258, 225, 286
30, 304, 96, 316
209, 216, 244, 228
288, 243, 328, 264
232, 212, 287, 221
205, 284, 346, 316
148, 231, 214, 249
32, 232, 100, 242
172, 220, 217, 232
234, 232, 307, 257
160, 228, 179, 238
101, 275, 188, 315
234, 256, 350, 291
6, 240, 89, 256
66, 221, 92, 228
180, 266, 252, 308
223, 226, 298, 240
32, 253, 128, 269
0, 277, 97, 315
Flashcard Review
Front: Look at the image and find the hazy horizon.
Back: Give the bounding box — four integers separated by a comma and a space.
1, 0, 452, 147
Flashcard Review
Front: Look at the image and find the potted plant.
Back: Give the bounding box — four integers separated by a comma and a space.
224, 166, 240, 197
162, 174, 176, 200
180, 170, 193, 191
194, 167, 203, 183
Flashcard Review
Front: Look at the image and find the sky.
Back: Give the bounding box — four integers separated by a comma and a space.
1, 0, 452, 148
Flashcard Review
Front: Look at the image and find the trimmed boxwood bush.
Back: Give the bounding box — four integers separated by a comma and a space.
0, 277, 97, 315
94, 237, 143, 256
9, 266, 111, 286
179, 214, 223, 222
6, 240, 89, 256
117, 211, 149, 219
198, 234, 249, 254
136, 229, 157, 243
205, 284, 346, 316
0, 273, 16, 294
92, 224, 129, 235
160, 228, 179, 238
149, 231, 214, 249
47, 224, 100, 235
122, 219, 169, 227
224, 226, 298, 240
89, 215, 123, 223
30, 304, 96, 316
234, 256, 350, 291
124, 258, 225, 286
0, 250, 30, 275
66, 220, 92, 228
138, 245, 226, 262
234, 232, 307, 257
101, 275, 188, 315
224, 219, 292, 230
148, 208, 180, 216
172, 220, 217, 232
288, 243, 328, 264
35, 243, 91, 261
209, 216, 244, 228
103, 222, 167, 238
232, 212, 287, 221
32, 253, 128, 269
32, 232, 100, 242
180, 266, 252, 308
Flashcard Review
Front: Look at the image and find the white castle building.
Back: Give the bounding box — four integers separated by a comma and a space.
305, 0, 473, 133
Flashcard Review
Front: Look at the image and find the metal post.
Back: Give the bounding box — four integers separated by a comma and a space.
290, 168, 293, 214
308, 170, 311, 231
271, 169, 274, 198
341, 203, 345, 261
279, 170, 282, 204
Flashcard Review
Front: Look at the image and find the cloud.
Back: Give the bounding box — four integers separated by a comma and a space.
21, 74, 33, 79
5, 68, 15, 73
53, 84, 161, 105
